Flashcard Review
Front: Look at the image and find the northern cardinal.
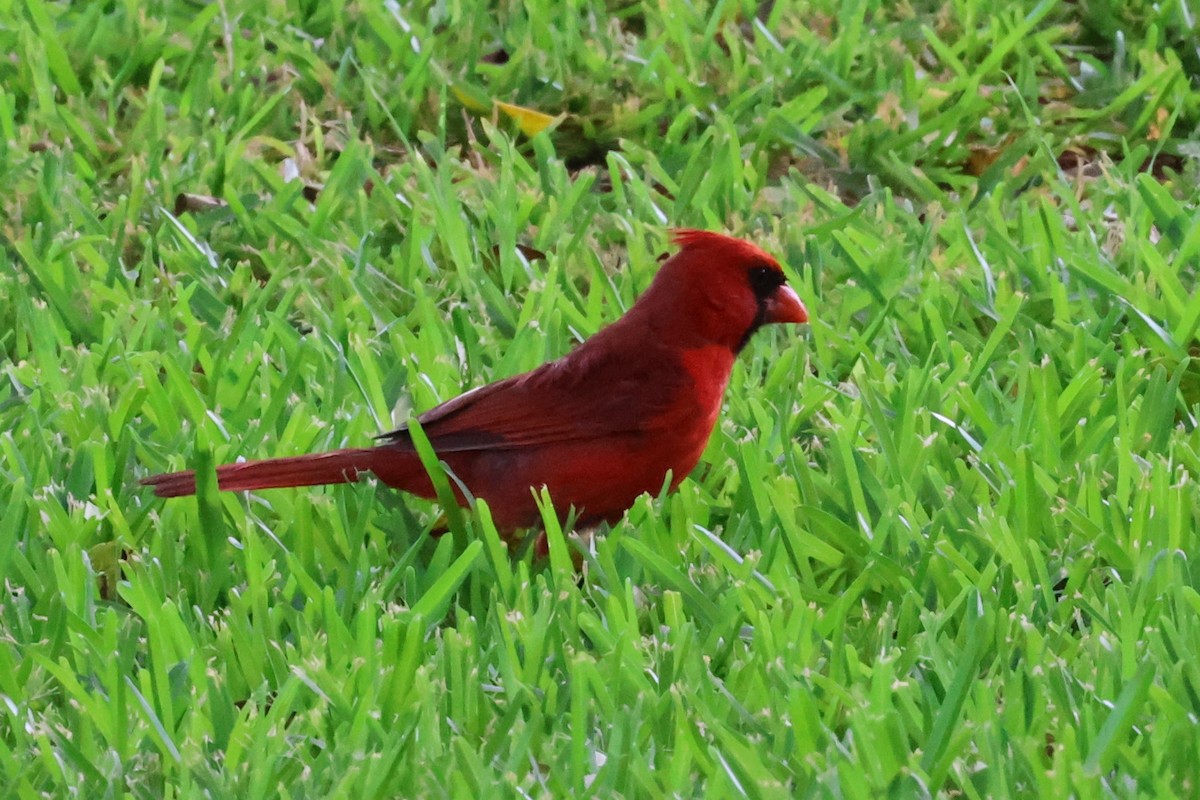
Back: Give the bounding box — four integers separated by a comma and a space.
143, 230, 808, 531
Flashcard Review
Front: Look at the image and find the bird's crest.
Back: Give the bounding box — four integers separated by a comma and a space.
670, 229, 778, 266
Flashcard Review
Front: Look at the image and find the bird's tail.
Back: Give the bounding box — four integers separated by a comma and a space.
141, 448, 391, 498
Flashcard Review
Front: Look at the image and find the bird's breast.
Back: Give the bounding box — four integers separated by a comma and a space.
677, 344, 735, 422
655, 344, 736, 468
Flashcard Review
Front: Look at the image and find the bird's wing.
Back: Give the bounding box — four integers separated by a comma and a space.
377, 339, 688, 453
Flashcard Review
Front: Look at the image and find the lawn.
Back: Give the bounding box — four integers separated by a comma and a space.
3, 0, 1200, 796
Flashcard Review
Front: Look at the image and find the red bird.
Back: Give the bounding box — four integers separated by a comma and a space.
143, 230, 809, 531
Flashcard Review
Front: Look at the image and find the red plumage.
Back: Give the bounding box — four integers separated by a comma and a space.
142, 230, 809, 531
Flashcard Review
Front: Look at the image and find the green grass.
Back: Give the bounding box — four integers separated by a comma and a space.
3, 0, 1200, 795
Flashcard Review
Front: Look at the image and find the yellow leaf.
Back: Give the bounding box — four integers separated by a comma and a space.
494, 100, 563, 137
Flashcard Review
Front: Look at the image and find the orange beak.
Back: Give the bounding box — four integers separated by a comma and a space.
765, 285, 809, 324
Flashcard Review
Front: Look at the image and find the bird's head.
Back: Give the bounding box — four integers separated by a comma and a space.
647, 229, 808, 353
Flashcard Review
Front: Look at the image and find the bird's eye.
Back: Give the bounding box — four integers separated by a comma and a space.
748, 265, 785, 299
